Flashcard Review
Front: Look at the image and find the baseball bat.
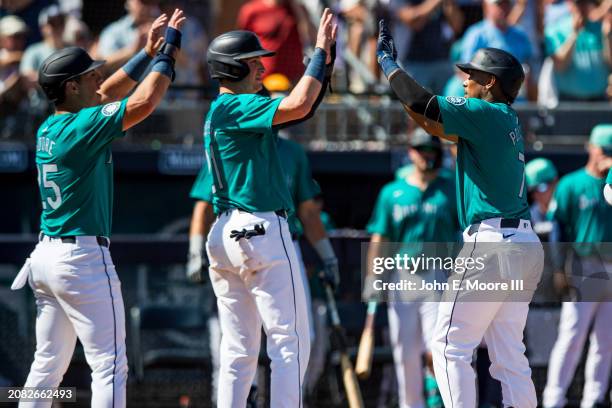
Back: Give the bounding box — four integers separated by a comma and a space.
323, 284, 365, 408
355, 301, 377, 379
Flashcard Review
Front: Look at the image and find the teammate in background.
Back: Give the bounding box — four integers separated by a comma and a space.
365, 129, 459, 408
542, 125, 612, 408
525, 158, 561, 303
186, 134, 339, 403
376, 20, 544, 408
203, 10, 336, 407
525, 158, 559, 240
13, 10, 185, 408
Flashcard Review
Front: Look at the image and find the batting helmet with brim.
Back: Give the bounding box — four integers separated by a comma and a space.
456, 47, 525, 103
207, 30, 275, 81
38, 47, 105, 103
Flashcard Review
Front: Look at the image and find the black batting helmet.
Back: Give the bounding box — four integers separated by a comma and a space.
38, 47, 105, 104
207, 30, 275, 82
456, 47, 525, 103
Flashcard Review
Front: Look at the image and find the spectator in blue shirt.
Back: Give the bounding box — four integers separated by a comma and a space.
461, 0, 533, 63
460, 0, 534, 98
97, 0, 159, 60
544, 0, 612, 101
19, 5, 66, 82
391, 0, 464, 93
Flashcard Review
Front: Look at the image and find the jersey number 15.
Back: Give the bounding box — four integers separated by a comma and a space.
37, 164, 62, 210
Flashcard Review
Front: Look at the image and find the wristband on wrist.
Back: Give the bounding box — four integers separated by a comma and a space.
123, 49, 152, 81
313, 237, 335, 261
304, 47, 327, 83
165, 26, 182, 48
152, 54, 175, 81
379, 53, 401, 79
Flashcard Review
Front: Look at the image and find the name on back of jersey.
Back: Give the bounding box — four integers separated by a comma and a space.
37, 136, 55, 156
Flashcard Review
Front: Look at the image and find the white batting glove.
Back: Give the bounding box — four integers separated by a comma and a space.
187, 234, 209, 284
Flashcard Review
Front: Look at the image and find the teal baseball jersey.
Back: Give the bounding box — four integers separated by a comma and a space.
367, 172, 459, 243
550, 168, 612, 242
436, 96, 530, 229
190, 160, 213, 202
277, 137, 320, 237
35, 99, 127, 237
204, 93, 293, 215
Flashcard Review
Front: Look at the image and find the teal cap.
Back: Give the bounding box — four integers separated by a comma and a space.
589, 124, 612, 150
526, 158, 558, 191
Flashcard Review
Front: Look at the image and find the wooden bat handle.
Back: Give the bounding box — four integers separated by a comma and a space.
341, 354, 365, 408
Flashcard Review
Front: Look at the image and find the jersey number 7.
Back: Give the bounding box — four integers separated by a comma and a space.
518, 152, 525, 198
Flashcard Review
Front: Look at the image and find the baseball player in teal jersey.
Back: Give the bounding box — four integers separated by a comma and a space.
203, 10, 336, 407
10, 10, 186, 408
376, 20, 544, 408
542, 125, 612, 408
186, 135, 339, 403
365, 129, 459, 408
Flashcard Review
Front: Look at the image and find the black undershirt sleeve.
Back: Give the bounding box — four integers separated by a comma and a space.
388, 70, 443, 123
273, 76, 330, 130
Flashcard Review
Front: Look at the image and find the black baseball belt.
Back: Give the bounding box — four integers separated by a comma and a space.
467, 218, 523, 236
39, 233, 109, 247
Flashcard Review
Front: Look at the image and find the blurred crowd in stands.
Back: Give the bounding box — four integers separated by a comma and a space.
1, 0, 612, 139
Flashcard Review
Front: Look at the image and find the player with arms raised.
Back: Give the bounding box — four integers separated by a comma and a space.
13, 9, 186, 408
203, 9, 336, 408
376, 20, 544, 408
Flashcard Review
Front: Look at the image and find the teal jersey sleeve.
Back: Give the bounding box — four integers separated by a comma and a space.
549, 176, 572, 239
190, 162, 213, 202
366, 186, 392, 237
294, 144, 319, 204
223, 94, 284, 133
607, 168, 612, 184
436, 96, 497, 143
75, 99, 127, 151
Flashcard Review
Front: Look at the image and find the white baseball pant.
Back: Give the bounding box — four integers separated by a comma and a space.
388, 299, 438, 408
543, 299, 612, 407
432, 218, 544, 408
21, 235, 127, 408
207, 209, 310, 408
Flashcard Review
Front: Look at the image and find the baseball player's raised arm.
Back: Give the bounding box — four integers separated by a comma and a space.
273, 8, 337, 126
376, 20, 459, 143
99, 14, 168, 103
122, 9, 186, 131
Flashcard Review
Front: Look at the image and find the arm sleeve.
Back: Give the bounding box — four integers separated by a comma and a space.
273, 76, 330, 130
436, 96, 492, 143
190, 162, 213, 202
388, 70, 440, 120
77, 99, 128, 151
224, 94, 284, 133
366, 187, 392, 237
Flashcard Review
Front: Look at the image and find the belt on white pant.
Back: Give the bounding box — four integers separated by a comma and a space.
38, 232, 110, 247
467, 218, 532, 236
